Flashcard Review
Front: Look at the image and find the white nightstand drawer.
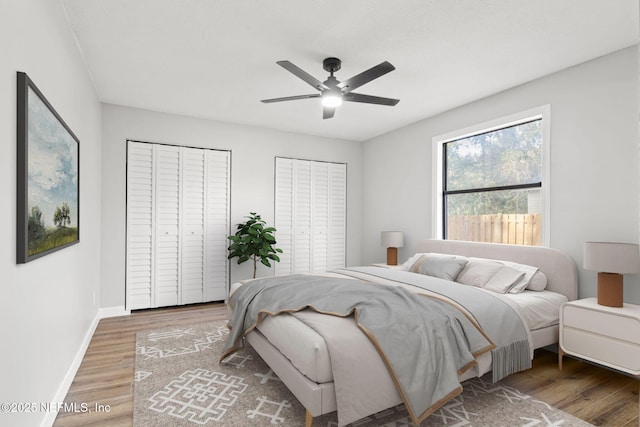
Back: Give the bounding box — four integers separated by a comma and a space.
562, 304, 640, 345
563, 327, 640, 373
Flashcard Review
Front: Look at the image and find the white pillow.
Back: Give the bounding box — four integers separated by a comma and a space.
403, 253, 549, 292
500, 260, 541, 293
415, 257, 468, 281
483, 266, 525, 294
526, 270, 548, 291
455, 259, 504, 287
400, 252, 465, 272
399, 253, 428, 271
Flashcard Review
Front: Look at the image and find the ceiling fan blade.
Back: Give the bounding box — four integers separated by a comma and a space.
261, 94, 321, 103
337, 61, 395, 93
343, 92, 399, 106
277, 61, 329, 91
323, 106, 336, 120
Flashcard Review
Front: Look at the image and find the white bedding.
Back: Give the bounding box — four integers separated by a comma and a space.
231, 276, 568, 334
251, 286, 566, 385
504, 289, 568, 330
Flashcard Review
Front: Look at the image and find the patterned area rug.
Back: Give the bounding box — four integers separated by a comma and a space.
134, 320, 592, 427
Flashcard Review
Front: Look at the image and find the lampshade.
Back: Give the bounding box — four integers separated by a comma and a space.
584, 242, 640, 274
381, 231, 404, 248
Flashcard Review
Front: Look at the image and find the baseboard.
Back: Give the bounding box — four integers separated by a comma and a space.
40, 311, 101, 427
99, 305, 131, 319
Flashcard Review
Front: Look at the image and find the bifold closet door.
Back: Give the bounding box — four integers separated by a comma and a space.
154, 144, 181, 307
326, 162, 346, 271
311, 161, 329, 273
204, 150, 231, 301
274, 158, 346, 276
274, 158, 294, 276
126, 142, 155, 309
293, 160, 312, 274
180, 148, 205, 305
126, 142, 229, 310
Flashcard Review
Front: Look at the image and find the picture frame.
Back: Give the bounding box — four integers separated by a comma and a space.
17, 72, 80, 263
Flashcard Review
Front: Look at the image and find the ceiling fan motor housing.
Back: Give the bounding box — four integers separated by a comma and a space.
323, 57, 341, 74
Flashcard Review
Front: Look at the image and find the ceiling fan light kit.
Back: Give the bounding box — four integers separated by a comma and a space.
261, 57, 399, 119
321, 92, 342, 108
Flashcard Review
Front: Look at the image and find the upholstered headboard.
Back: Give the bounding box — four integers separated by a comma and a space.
414, 240, 578, 301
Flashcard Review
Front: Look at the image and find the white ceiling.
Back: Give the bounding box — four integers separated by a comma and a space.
61, 0, 638, 142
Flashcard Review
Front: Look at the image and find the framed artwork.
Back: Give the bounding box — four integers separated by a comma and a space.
17, 72, 80, 263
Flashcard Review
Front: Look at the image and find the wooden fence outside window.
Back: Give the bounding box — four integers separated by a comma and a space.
447, 213, 541, 246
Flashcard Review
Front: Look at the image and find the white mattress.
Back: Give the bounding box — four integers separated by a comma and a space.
253, 289, 567, 384
257, 312, 333, 383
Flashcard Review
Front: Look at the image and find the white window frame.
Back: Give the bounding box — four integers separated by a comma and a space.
431, 105, 551, 246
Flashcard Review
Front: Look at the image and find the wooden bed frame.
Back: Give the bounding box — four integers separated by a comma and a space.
243, 239, 579, 426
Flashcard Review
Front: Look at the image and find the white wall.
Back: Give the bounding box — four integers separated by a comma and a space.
0, 1, 102, 426
362, 47, 639, 303
101, 104, 362, 309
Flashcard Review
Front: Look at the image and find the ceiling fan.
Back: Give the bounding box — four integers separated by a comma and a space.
261, 57, 400, 119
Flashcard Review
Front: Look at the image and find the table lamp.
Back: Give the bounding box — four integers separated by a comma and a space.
381, 231, 404, 266
583, 242, 640, 307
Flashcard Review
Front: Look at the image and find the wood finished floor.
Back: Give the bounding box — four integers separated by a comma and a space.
54, 303, 638, 427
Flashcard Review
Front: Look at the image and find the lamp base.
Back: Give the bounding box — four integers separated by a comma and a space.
597, 272, 623, 307
386, 247, 398, 266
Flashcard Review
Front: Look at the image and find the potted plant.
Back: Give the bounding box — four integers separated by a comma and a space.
227, 212, 283, 278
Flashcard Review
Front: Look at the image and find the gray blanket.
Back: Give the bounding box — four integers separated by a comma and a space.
221, 274, 495, 425
339, 266, 533, 382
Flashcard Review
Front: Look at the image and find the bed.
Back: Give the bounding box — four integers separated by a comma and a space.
222, 239, 578, 427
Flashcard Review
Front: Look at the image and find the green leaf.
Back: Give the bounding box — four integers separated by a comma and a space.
226, 212, 282, 271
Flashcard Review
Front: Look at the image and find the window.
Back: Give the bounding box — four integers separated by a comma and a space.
433, 106, 550, 246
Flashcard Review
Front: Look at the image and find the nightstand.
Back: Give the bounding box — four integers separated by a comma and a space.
559, 298, 640, 377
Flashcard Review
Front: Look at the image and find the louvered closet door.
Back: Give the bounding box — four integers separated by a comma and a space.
154, 145, 181, 307
126, 142, 230, 310
274, 158, 346, 275
274, 158, 294, 276
204, 150, 230, 301
311, 162, 329, 273
327, 163, 346, 270
293, 160, 312, 274
126, 142, 154, 310
181, 147, 205, 305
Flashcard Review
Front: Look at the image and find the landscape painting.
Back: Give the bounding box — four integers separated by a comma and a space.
17, 72, 79, 263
